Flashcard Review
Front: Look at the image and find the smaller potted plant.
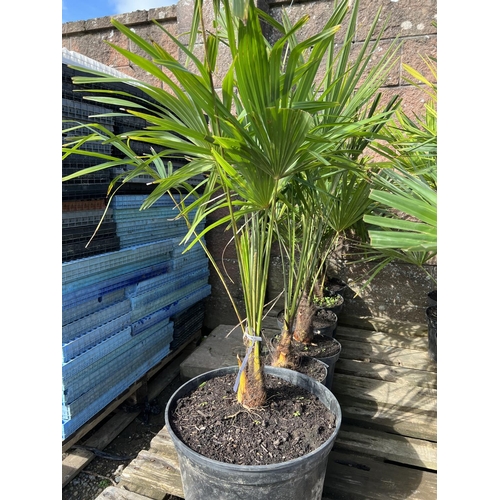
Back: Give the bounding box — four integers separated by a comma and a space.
323, 276, 349, 298
313, 293, 344, 316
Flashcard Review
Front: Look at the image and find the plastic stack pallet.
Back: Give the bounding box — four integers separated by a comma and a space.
62, 237, 211, 439
62, 59, 119, 261
110, 194, 199, 248
62, 50, 211, 441
62, 209, 120, 262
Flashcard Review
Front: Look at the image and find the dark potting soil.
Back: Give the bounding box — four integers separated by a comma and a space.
292, 334, 341, 359
294, 356, 327, 382
313, 308, 337, 328
169, 373, 337, 466
263, 354, 327, 383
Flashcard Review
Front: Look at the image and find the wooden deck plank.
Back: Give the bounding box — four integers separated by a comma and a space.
119, 449, 184, 500
332, 373, 437, 415
334, 425, 437, 470
149, 427, 180, 469
63, 409, 141, 487
336, 325, 429, 350
323, 450, 437, 499
334, 397, 437, 442
96, 486, 153, 500
335, 358, 437, 389
338, 339, 436, 372
337, 317, 429, 336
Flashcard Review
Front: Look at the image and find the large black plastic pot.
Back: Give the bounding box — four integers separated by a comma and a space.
165, 365, 342, 500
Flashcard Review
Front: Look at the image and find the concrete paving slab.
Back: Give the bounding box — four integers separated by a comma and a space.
179, 324, 245, 381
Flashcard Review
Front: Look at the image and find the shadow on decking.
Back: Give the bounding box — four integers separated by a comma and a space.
322, 320, 437, 499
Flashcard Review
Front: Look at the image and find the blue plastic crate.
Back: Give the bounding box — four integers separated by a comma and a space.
130, 306, 173, 338
62, 262, 170, 311
62, 326, 134, 385
112, 207, 183, 221
62, 310, 132, 362
61, 342, 172, 440
110, 194, 177, 209
62, 299, 131, 343
171, 246, 207, 270
110, 193, 196, 210
130, 283, 211, 322
126, 262, 208, 298
62, 239, 177, 285
62, 321, 174, 418
62, 252, 175, 295
129, 275, 209, 321
62, 289, 126, 326
62, 318, 173, 404
62, 209, 114, 228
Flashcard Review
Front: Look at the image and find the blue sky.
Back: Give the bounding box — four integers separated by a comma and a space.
62, 0, 178, 24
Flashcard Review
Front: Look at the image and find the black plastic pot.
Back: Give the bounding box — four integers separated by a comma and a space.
308, 336, 342, 390
427, 289, 437, 307
165, 365, 342, 500
313, 309, 338, 338
426, 306, 437, 362
297, 356, 329, 386
323, 277, 348, 298
267, 340, 330, 386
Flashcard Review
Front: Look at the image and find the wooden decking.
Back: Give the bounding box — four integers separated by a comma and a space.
96, 314, 437, 500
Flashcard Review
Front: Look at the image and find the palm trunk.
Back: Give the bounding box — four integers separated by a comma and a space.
237, 340, 267, 408
293, 291, 316, 344
271, 322, 298, 370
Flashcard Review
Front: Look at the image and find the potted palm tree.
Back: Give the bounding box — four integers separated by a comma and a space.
266, 0, 401, 382
62, 0, 401, 496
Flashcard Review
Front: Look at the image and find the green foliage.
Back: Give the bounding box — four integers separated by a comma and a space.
62, 0, 402, 401
361, 55, 437, 283
313, 294, 343, 308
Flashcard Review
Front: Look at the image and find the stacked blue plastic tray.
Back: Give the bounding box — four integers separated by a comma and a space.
62, 195, 211, 440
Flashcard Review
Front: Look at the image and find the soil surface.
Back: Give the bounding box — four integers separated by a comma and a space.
313, 308, 338, 329
323, 278, 348, 297
292, 355, 328, 382
264, 351, 328, 383
169, 373, 337, 465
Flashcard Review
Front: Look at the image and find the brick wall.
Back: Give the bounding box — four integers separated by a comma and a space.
62, 0, 438, 328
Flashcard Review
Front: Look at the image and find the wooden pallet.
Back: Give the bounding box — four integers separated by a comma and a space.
96, 316, 437, 499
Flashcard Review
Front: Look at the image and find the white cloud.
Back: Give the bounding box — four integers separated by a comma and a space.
112, 0, 178, 14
